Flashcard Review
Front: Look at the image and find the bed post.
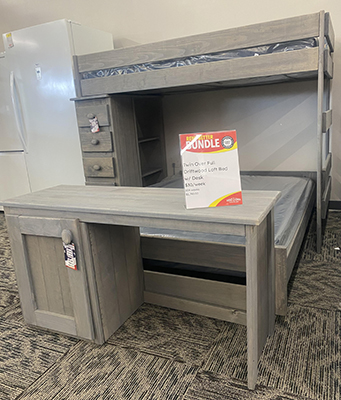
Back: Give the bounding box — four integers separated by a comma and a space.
316, 10, 325, 253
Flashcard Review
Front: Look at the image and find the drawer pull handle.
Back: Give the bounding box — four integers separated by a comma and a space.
61, 229, 73, 245
91, 139, 99, 145
87, 113, 95, 119
93, 164, 101, 171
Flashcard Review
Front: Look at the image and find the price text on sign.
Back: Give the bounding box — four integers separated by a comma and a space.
179, 130, 242, 209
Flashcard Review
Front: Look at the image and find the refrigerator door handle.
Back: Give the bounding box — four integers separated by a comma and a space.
10, 71, 28, 153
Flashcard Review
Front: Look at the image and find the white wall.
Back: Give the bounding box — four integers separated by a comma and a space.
1, 0, 340, 198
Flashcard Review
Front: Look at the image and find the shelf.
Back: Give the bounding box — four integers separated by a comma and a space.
142, 168, 163, 179
139, 137, 160, 144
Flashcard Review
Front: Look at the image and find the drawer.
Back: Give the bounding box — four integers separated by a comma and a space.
76, 104, 110, 128
79, 127, 113, 152
83, 157, 115, 178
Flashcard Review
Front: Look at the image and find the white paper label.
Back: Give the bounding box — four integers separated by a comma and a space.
6, 33, 14, 48
89, 116, 100, 133
180, 130, 242, 209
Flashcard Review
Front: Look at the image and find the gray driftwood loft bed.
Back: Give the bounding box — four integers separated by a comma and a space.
72, 10, 333, 318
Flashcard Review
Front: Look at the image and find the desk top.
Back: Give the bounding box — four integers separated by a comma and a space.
3, 185, 280, 230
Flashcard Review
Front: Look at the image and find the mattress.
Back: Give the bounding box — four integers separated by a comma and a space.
140, 174, 315, 247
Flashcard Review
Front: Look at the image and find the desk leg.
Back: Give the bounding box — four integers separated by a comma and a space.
245, 211, 275, 390
267, 209, 275, 334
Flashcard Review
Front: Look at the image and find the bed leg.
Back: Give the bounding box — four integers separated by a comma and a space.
275, 248, 287, 316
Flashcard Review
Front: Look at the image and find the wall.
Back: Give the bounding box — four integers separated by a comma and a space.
163, 82, 318, 174
0, 0, 340, 198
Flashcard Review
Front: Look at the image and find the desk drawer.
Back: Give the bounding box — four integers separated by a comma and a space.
79, 127, 113, 152
83, 157, 115, 178
76, 104, 110, 128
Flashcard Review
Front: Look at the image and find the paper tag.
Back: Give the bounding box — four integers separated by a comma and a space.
179, 130, 242, 209
6, 33, 14, 48
63, 242, 77, 270
89, 116, 100, 133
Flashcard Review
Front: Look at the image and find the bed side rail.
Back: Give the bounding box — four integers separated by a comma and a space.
80, 49, 319, 96
76, 12, 320, 74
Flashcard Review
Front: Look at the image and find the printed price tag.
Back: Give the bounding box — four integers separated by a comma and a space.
63, 242, 77, 270
6, 33, 14, 48
179, 130, 242, 209
89, 116, 100, 133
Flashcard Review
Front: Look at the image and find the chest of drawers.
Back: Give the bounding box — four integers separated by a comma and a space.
73, 94, 167, 187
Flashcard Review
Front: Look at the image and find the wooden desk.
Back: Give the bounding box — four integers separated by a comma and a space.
3, 185, 279, 389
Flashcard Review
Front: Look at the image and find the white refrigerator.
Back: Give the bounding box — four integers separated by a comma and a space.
0, 20, 113, 207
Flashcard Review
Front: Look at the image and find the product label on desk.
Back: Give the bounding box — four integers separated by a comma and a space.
89, 116, 100, 133
63, 242, 77, 270
179, 130, 242, 209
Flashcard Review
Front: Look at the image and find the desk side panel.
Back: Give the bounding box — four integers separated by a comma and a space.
88, 223, 144, 341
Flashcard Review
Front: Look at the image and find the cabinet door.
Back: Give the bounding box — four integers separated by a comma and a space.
6, 215, 94, 340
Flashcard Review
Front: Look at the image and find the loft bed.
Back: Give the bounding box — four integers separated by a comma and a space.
73, 11, 333, 318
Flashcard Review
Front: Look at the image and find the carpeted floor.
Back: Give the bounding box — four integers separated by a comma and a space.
0, 210, 341, 399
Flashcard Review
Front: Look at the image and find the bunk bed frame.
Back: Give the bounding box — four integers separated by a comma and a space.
73, 11, 333, 318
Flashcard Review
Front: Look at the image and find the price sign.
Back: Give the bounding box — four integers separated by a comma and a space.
179, 130, 242, 209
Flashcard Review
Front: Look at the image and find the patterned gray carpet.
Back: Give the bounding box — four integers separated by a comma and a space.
0, 210, 341, 399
